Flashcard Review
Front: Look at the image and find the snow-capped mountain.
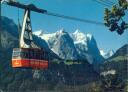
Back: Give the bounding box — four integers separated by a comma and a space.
71, 29, 104, 64
34, 29, 104, 64
100, 49, 114, 59
34, 29, 79, 60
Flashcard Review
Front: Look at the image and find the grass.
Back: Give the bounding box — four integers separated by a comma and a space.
64, 60, 82, 65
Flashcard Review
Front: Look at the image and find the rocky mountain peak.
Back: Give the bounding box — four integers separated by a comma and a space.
72, 29, 87, 44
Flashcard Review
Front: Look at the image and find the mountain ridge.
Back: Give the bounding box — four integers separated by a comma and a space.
34, 29, 104, 64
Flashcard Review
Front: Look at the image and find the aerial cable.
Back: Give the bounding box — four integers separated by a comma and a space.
92, 0, 111, 7
44, 11, 104, 26
92, 0, 118, 8
2, 0, 104, 26
107, 0, 116, 5
99, 0, 115, 5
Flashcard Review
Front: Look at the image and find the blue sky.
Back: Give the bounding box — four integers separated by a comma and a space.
1, 0, 128, 52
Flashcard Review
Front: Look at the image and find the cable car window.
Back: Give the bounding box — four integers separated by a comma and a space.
37, 52, 40, 59
32, 51, 34, 59
36, 52, 39, 59
13, 51, 20, 57
24, 51, 28, 59
41, 52, 43, 60
33, 51, 36, 59
42, 52, 45, 60
29, 50, 32, 59
38, 52, 40, 59
40, 53, 42, 60
30, 50, 34, 59
46, 52, 48, 60
44, 52, 46, 60
40, 52, 43, 60
20, 51, 26, 59
20, 52, 24, 58
32, 51, 35, 59
34, 52, 36, 59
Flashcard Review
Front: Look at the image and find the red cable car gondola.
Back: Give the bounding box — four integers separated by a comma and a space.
11, 8, 49, 69
12, 48, 49, 69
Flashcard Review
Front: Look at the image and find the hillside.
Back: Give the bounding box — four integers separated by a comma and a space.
100, 44, 128, 92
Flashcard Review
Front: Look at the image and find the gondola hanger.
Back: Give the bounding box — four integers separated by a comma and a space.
7, 1, 49, 69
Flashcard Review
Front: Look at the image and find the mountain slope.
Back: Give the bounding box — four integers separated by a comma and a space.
100, 44, 128, 92
71, 30, 104, 64
109, 44, 128, 59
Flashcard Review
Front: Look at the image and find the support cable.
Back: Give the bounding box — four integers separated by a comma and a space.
44, 11, 104, 26
91, 0, 111, 7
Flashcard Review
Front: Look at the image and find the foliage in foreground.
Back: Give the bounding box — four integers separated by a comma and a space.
104, 0, 128, 35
